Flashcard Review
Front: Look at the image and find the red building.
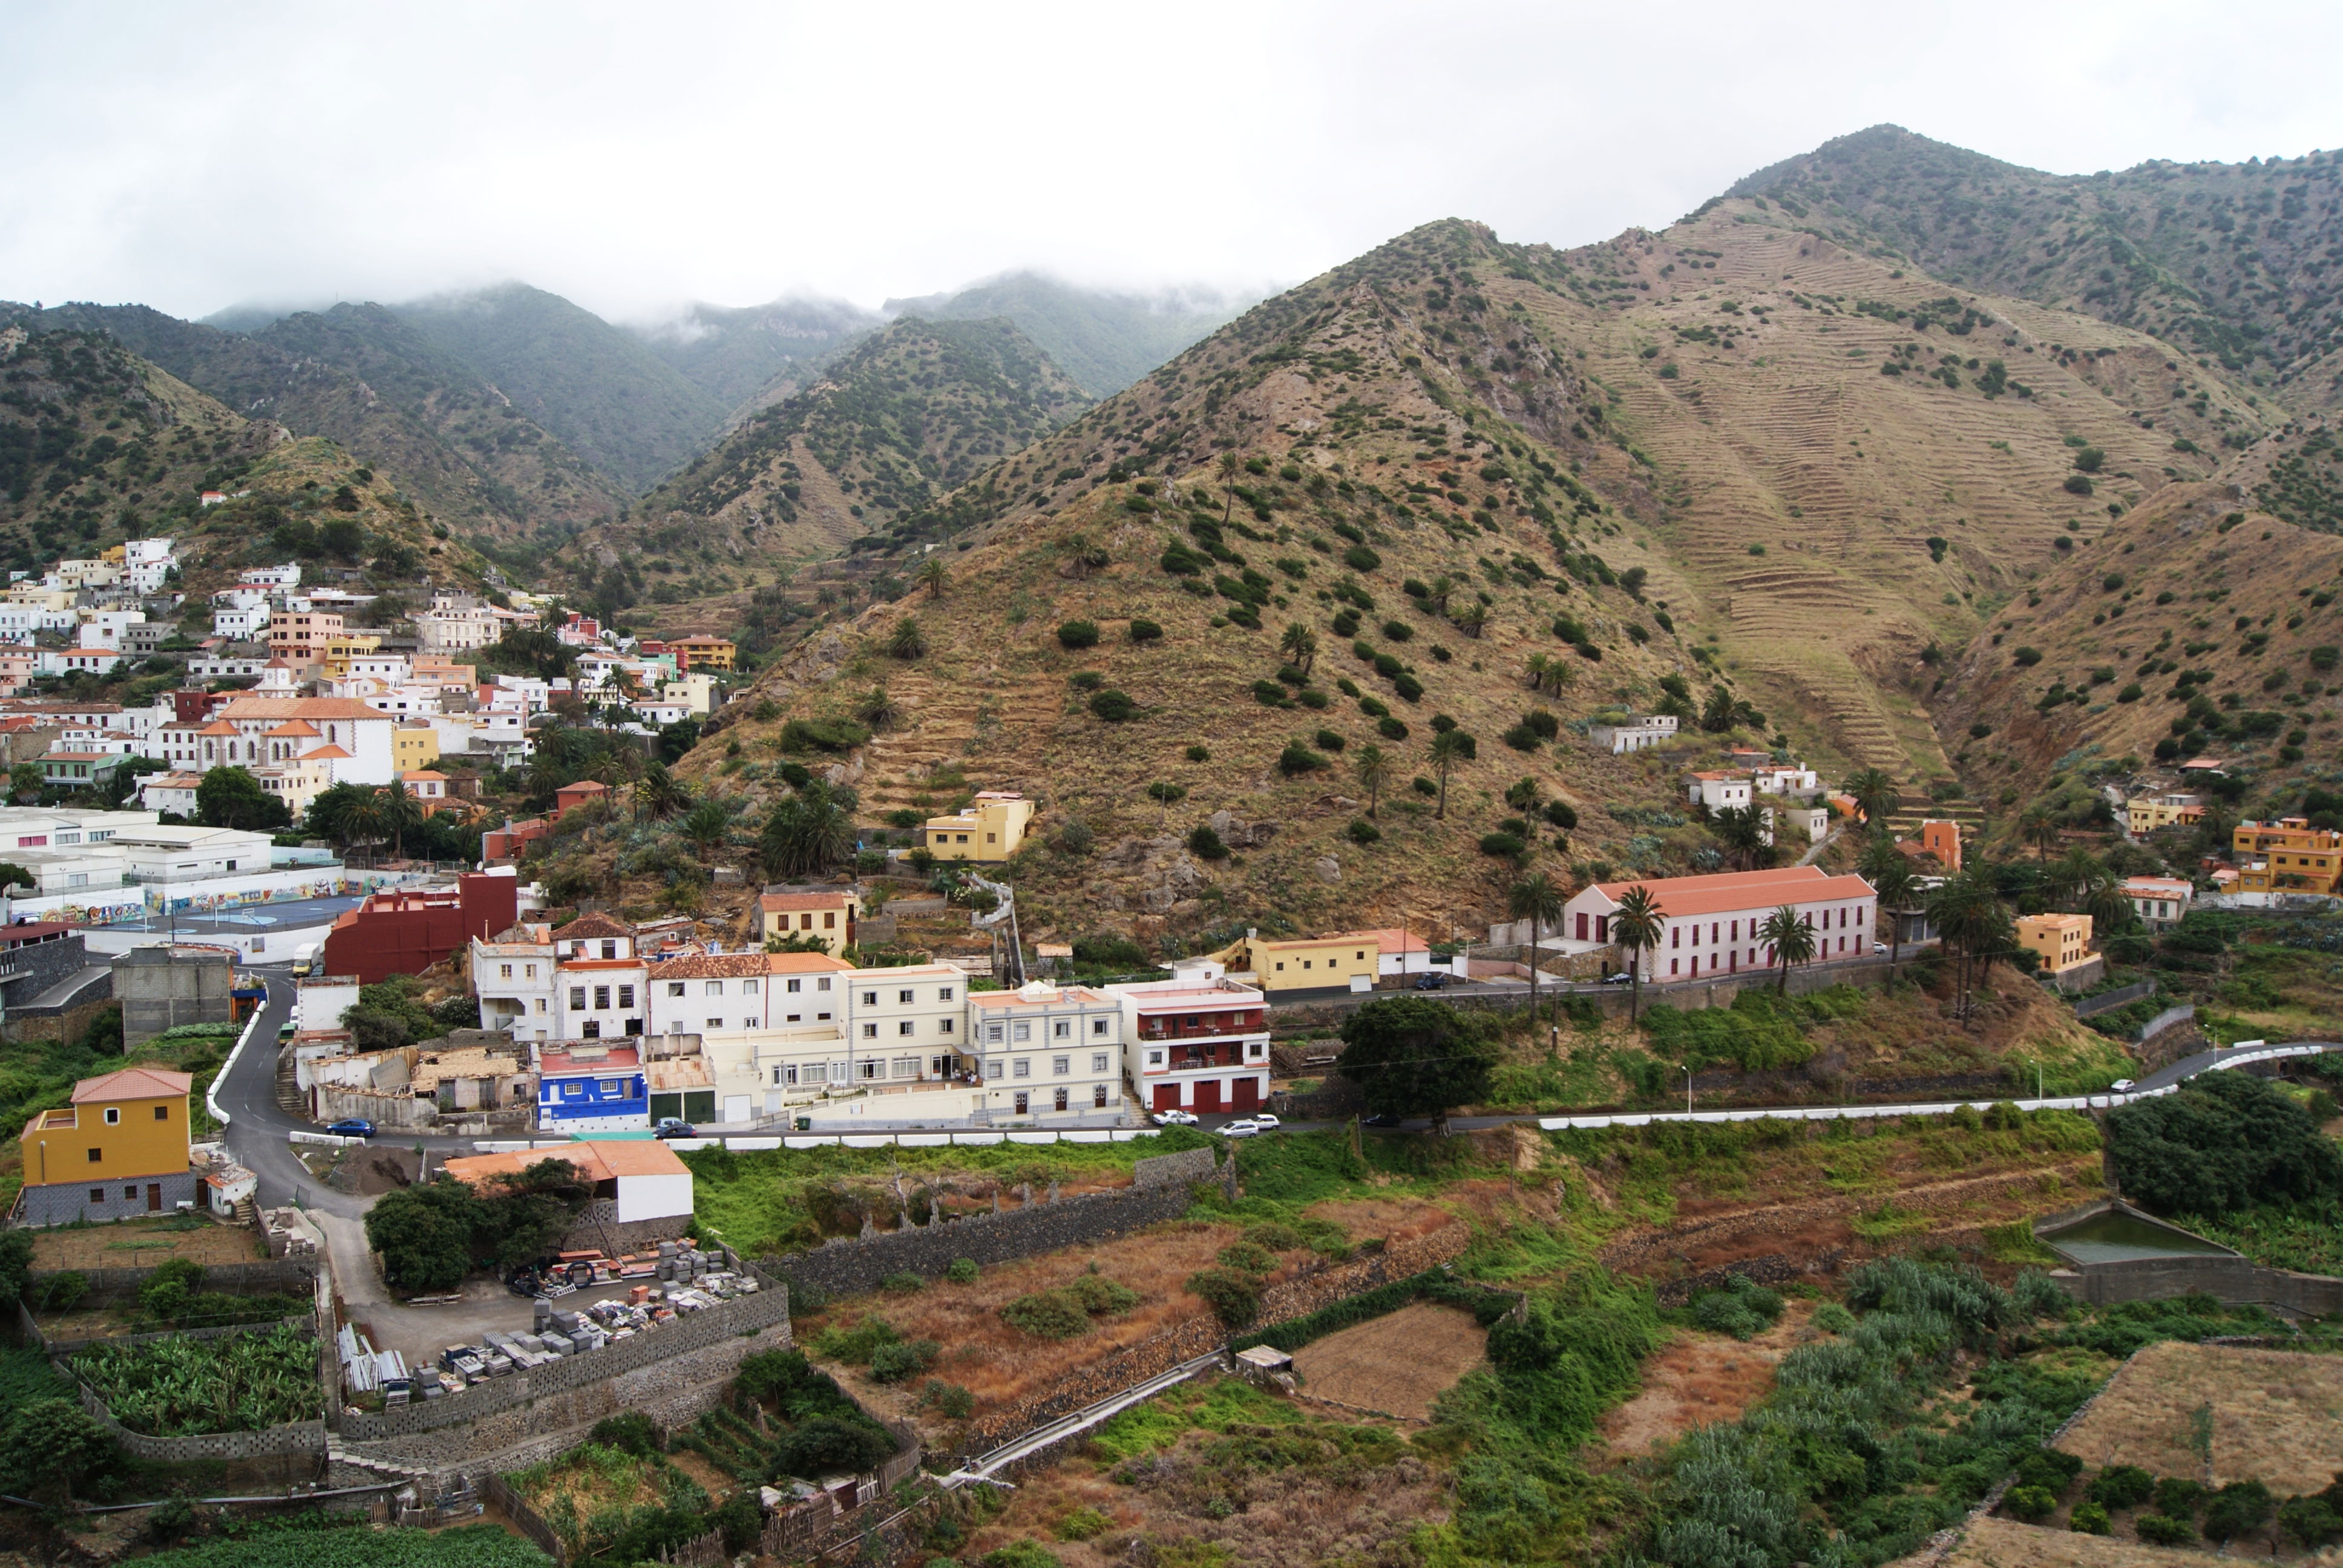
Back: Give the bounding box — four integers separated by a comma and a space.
321, 872, 520, 984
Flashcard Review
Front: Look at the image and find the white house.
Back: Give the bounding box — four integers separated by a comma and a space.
1761, 802, 1832, 848
1104, 973, 1272, 1116
2122, 875, 2194, 930
1589, 713, 1679, 754
136, 771, 205, 818
968, 981, 1124, 1120
1686, 771, 1754, 811
1556, 864, 1879, 982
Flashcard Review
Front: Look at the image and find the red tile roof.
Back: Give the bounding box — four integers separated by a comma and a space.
73, 1067, 194, 1102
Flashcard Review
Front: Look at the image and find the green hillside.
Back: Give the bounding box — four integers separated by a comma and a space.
880, 272, 1247, 396
1730, 125, 2343, 413
391, 283, 729, 491
628, 296, 881, 411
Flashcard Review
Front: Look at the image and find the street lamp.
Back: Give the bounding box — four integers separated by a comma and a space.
1679, 1061, 1693, 1115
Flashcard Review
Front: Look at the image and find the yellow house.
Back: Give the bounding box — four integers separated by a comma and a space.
672, 634, 737, 673
923, 792, 1037, 863
2126, 794, 2204, 835
2016, 913, 2094, 975
1225, 932, 1378, 996
394, 723, 441, 774
2233, 817, 2343, 896
321, 633, 385, 680
17, 1067, 195, 1224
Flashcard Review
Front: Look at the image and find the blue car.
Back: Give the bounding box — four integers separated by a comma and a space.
326, 1119, 375, 1138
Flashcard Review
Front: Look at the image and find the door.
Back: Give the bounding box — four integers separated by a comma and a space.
1153, 1083, 1180, 1111
1230, 1076, 1260, 1112
1014, 1091, 1029, 1115
683, 1091, 716, 1123
146, 1183, 162, 1212
723, 1095, 751, 1125
1195, 1079, 1222, 1114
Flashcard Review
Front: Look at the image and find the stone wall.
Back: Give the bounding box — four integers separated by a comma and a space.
557, 1198, 699, 1256
1268, 953, 1901, 1031
1654, 1250, 1847, 1307
2073, 979, 2158, 1019
76, 1380, 326, 1463
15, 1170, 201, 1227
2053, 1256, 2343, 1315
768, 1146, 1224, 1304
24, 1257, 316, 1300
312, 1085, 440, 1129
960, 1221, 1472, 1454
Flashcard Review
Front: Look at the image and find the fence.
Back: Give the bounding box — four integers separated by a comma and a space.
481, 1472, 570, 1566
2135, 1003, 2197, 1043
68, 1338, 328, 1463
2073, 979, 2158, 1019
669, 1126, 1168, 1152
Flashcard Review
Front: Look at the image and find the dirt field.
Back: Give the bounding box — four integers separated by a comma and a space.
29, 1216, 264, 1271
1290, 1301, 1486, 1421
1601, 1302, 1814, 1457
2053, 1341, 2343, 1494
1943, 1515, 2181, 1567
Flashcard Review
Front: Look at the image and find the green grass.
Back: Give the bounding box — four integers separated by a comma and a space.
136, 1521, 546, 1568
2175, 1198, 2343, 1275
1087, 1374, 1313, 1462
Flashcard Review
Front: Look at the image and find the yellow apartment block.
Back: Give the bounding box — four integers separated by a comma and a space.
2016, 913, 2094, 975
2232, 817, 2343, 895
923, 792, 1035, 863
16, 1067, 195, 1225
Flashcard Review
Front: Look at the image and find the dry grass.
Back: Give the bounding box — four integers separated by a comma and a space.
1300, 1195, 1461, 1244
1290, 1301, 1486, 1421
1601, 1302, 1816, 1458
2053, 1341, 2343, 1494
1944, 1515, 2192, 1568
30, 1218, 266, 1272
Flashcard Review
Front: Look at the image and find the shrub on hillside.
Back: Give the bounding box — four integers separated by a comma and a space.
1000, 1292, 1090, 1340
1187, 825, 1228, 861
1087, 690, 1135, 722
1128, 618, 1163, 643
1186, 1266, 1260, 1328
2107, 1071, 2343, 1215
1064, 1273, 1139, 1315
1691, 1274, 1784, 1341
1056, 620, 1101, 650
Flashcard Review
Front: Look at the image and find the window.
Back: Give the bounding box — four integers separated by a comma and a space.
859, 1059, 880, 1080
861, 991, 877, 1007
1671, 927, 1680, 949
1147, 1050, 1163, 1067
1248, 1041, 1265, 1059
1053, 1020, 1070, 1039
1094, 1083, 1109, 1108
861, 1023, 878, 1040
1014, 1091, 1029, 1114
707, 1018, 723, 1030
1014, 1058, 1031, 1079
1092, 1053, 1110, 1074
88, 1147, 102, 1163
938, 986, 954, 1001
90, 1188, 103, 1203
667, 981, 686, 998
824, 912, 837, 929
601, 940, 618, 960
986, 1022, 1005, 1044
705, 981, 723, 996
899, 1020, 916, 1036
817, 978, 831, 992
569, 987, 586, 1010
154, 1105, 167, 1120
526, 964, 537, 979
1014, 1021, 1032, 1042
594, 985, 611, 1010
938, 1018, 954, 1035
931, 1055, 952, 1076
103, 1106, 119, 1125
500, 963, 514, 979
743, 979, 758, 995
1055, 1087, 1069, 1111
1092, 1018, 1110, 1036
617, 985, 634, 1008
985, 1059, 1003, 1079
892, 1057, 917, 1078
898, 989, 914, 1005
1053, 1056, 1070, 1076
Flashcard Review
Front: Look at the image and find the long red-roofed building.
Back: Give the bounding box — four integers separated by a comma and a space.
1555, 864, 1878, 982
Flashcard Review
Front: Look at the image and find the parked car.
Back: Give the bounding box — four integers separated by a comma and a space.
652, 1118, 696, 1139
1363, 1112, 1405, 1128
325, 1119, 375, 1138
1152, 1108, 1198, 1126
1602, 972, 1633, 985
1413, 970, 1451, 990
1873, 942, 1889, 955
1219, 1119, 1262, 1138
1248, 1113, 1281, 1129
2110, 1079, 2136, 1094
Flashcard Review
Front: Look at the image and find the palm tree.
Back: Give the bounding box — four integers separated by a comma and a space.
1843, 766, 1897, 833
340, 788, 387, 864
633, 762, 689, 822
1145, 780, 1187, 828
379, 782, 424, 861
1352, 743, 1394, 819
1429, 729, 1472, 820
1711, 804, 1772, 871
1218, 452, 1241, 529
761, 783, 856, 878
1279, 622, 1319, 675
1610, 885, 1665, 1023
854, 686, 900, 731
1450, 601, 1488, 639
1858, 836, 1918, 975
2020, 805, 2059, 861
1507, 871, 1565, 1024
1427, 576, 1455, 614
889, 618, 928, 659
917, 557, 949, 598
1925, 866, 2010, 1021
1758, 905, 1818, 995
1525, 653, 1573, 696
680, 797, 731, 862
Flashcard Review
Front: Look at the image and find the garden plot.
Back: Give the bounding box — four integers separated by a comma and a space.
1289, 1301, 1486, 1421
2054, 1341, 2343, 1494
1945, 1515, 2178, 1567
30, 1215, 266, 1272
1601, 1302, 1814, 1457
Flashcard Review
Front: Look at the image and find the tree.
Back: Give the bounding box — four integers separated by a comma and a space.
194, 765, 292, 833
1757, 905, 1817, 995
761, 782, 856, 878
1858, 837, 1918, 972
1843, 766, 1897, 832
363, 1177, 480, 1293
1450, 601, 1488, 639
1429, 728, 1473, 820
1144, 780, 1187, 828
1711, 805, 1773, 871
655, 717, 703, 763
1700, 684, 1757, 733
378, 781, 424, 860
2046, 846, 2102, 912
1352, 743, 1394, 819
680, 798, 732, 861
889, 618, 928, 659
1610, 885, 1665, 1022
1279, 622, 1319, 675
1506, 872, 1565, 1024
2108, 1072, 2343, 1216
1218, 451, 1241, 529
2020, 805, 2059, 861
0, 1397, 116, 1503
0, 860, 32, 893
476, 1158, 592, 1270
1925, 865, 2013, 1021
1333, 996, 1500, 1134
634, 761, 690, 822
916, 557, 949, 598
8, 761, 45, 805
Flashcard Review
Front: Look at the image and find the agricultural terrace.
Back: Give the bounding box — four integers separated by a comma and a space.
71, 1323, 320, 1436
2053, 1341, 2343, 1495
506, 1414, 759, 1568
28, 1256, 310, 1344
130, 1519, 547, 1568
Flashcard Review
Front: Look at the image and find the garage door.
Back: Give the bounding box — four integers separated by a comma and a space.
1153, 1083, 1181, 1111
1230, 1076, 1260, 1111
1194, 1079, 1222, 1113
723, 1095, 751, 1125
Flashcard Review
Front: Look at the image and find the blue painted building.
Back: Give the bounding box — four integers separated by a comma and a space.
534, 1043, 649, 1133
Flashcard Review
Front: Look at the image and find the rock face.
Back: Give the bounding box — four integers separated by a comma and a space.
1313, 857, 1342, 884
1206, 810, 1279, 849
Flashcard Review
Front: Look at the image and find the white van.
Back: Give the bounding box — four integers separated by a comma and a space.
292, 942, 319, 977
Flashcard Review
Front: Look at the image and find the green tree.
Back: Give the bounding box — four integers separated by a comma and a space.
680, 798, 733, 861
0, 860, 33, 893
378, 781, 424, 860
8, 761, 46, 805
1333, 996, 1499, 1134
0, 1397, 116, 1502
889, 618, 928, 659
1843, 766, 1897, 832
2108, 1073, 2343, 1216
634, 761, 690, 822
1858, 837, 1918, 972
1757, 905, 1818, 995
1506, 871, 1565, 1024
1926, 865, 2013, 1021
194, 765, 292, 832
1217, 451, 1241, 529
1429, 728, 1472, 820
1279, 621, 1319, 675
2020, 805, 2059, 861
1144, 780, 1187, 828
1711, 804, 1773, 871
362, 1177, 480, 1293
1352, 743, 1394, 819
1450, 601, 1488, 639
917, 557, 949, 598
761, 782, 856, 878
1610, 884, 1665, 1023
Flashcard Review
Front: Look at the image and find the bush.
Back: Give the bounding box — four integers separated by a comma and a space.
1313, 727, 1346, 753
2107, 1071, 2343, 1215
1065, 1273, 1139, 1315
880, 1271, 923, 1293
1187, 825, 1229, 861
1056, 620, 1100, 650
1128, 618, 1163, 643
2069, 1501, 2112, 1535
1691, 1274, 1784, 1340
2013, 646, 2043, 667
1245, 1222, 1305, 1252
2134, 1513, 2194, 1545
1088, 690, 1135, 722
1811, 1301, 1856, 1333
2152, 1477, 2203, 1517
1277, 743, 1329, 777
1344, 544, 1383, 572
919, 1379, 975, 1420
590, 1411, 661, 1456
2279, 1494, 2343, 1548
1478, 832, 1528, 858
32, 1270, 88, 1314
1055, 1507, 1112, 1542
2004, 1485, 2057, 1522
2064, 474, 2096, 496
2089, 1465, 2155, 1509
2015, 1446, 2083, 1493
1216, 1241, 1277, 1275
979, 1544, 1065, 1568
1000, 1291, 1090, 1339
946, 1258, 978, 1284
2203, 1479, 2272, 1542
868, 1339, 941, 1383
1186, 1266, 1261, 1328
1346, 820, 1381, 845
775, 1414, 897, 1478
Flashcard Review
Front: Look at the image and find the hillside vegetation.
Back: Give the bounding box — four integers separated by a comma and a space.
626, 295, 882, 412
882, 271, 1248, 397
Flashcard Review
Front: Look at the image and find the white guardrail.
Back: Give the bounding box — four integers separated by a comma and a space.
205, 990, 269, 1131
469, 1128, 1168, 1154
288, 1131, 370, 1149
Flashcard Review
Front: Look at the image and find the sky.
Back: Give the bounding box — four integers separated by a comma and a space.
4, 0, 2341, 327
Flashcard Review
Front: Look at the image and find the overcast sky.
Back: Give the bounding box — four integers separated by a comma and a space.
4, 0, 2339, 326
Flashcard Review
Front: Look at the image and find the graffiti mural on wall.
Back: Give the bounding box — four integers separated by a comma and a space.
22, 869, 401, 928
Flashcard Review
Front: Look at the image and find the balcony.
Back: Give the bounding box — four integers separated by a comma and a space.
1159, 1042, 1260, 1070
1138, 1014, 1262, 1042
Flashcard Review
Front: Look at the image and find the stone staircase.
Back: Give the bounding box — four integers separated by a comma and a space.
275, 1045, 305, 1119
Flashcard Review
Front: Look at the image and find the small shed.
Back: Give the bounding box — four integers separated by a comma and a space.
1234, 1344, 1294, 1384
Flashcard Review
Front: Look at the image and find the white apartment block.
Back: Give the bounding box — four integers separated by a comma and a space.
1685, 771, 1754, 811
1106, 970, 1272, 1116
1589, 713, 1679, 754
969, 982, 1125, 1119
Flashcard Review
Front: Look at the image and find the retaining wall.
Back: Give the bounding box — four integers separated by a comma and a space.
24, 1257, 316, 1299
2052, 1256, 2343, 1315
2073, 979, 2158, 1019
2134, 1004, 2198, 1044
556, 1198, 700, 1257
959, 1221, 1472, 1454
768, 1146, 1222, 1303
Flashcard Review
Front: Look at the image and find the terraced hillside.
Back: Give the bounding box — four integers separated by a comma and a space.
578, 317, 1090, 627
1731, 126, 2343, 414
0, 299, 622, 551
626, 295, 883, 413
